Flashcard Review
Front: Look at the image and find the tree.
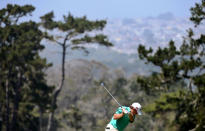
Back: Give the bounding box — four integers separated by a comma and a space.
137, 0, 205, 130
40, 12, 112, 131
0, 4, 54, 131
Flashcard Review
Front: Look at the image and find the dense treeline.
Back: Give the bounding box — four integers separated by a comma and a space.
0, 4, 54, 131
0, 0, 205, 131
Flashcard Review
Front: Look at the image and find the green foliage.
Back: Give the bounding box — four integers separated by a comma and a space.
138, 40, 180, 83
190, 0, 205, 26
0, 4, 54, 131
72, 34, 112, 46
137, 0, 205, 130
144, 90, 182, 115
0, 4, 34, 26
58, 105, 83, 130
40, 12, 112, 49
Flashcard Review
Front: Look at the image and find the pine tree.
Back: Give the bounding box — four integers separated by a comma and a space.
40, 12, 112, 131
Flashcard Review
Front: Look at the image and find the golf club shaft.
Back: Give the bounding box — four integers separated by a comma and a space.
101, 84, 122, 107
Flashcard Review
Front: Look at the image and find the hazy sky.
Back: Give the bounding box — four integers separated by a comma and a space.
0, 0, 201, 20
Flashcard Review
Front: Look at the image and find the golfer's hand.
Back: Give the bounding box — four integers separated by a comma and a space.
121, 108, 128, 114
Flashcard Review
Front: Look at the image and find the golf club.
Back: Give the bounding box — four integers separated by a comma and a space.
100, 82, 122, 107
100, 83, 129, 114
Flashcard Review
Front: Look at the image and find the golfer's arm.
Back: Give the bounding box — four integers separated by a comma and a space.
113, 113, 124, 120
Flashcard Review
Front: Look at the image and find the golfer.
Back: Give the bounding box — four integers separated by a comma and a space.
105, 102, 142, 131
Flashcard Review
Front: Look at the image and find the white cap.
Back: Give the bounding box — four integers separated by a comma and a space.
131, 102, 142, 115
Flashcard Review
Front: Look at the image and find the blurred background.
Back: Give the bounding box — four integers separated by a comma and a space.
0, 0, 205, 131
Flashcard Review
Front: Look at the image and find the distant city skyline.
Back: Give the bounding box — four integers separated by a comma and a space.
0, 0, 201, 21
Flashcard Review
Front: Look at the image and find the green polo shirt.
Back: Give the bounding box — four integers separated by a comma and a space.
109, 106, 134, 131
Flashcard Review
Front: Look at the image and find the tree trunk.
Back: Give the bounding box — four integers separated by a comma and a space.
11, 72, 22, 130
39, 108, 43, 131
47, 44, 66, 131
0, 114, 2, 131
5, 78, 10, 131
